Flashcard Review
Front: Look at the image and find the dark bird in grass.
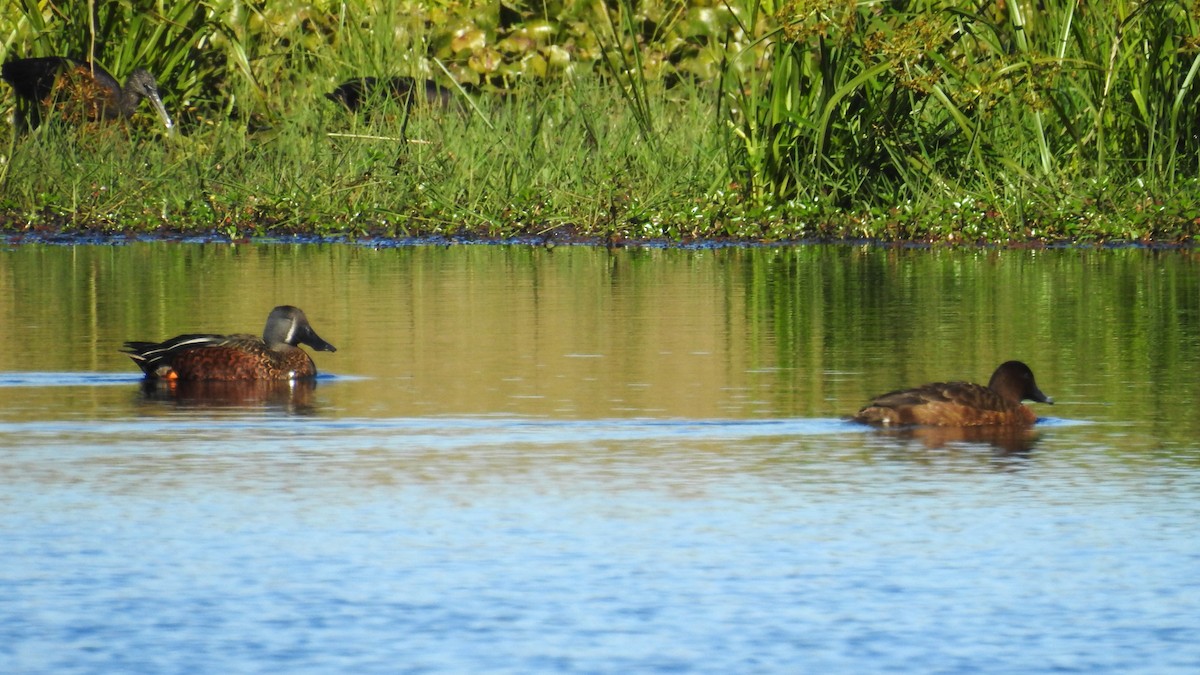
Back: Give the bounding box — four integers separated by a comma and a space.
1, 56, 174, 131
325, 76, 457, 112
122, 306, 337, 381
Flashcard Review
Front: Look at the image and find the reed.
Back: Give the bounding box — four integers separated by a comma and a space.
1, 0, 1199, 242
722, 0, 1200, 239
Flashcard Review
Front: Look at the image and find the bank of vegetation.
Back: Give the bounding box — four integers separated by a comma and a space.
1, 0, 1199, 244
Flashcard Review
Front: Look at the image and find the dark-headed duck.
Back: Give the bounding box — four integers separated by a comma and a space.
853, 361, 1052, 427
123, 306, 336, 381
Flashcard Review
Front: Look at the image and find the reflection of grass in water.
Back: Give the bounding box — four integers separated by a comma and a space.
1, 244, 1197, 441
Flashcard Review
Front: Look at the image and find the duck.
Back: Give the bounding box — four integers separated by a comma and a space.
852, 361, 1052, 427
122, 306, 336, 381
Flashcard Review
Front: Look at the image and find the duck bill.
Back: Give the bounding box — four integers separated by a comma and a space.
1031, 386, 1053, 405
146, 91, 174, 133
300, 326, 337, 353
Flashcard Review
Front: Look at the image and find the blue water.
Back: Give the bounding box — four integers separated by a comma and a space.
2, 376, 1199, 673
3, 243, 1200, 673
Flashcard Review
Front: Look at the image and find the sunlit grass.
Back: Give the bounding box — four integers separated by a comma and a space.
1, 0, 1199, 242
0, 80, 728, 240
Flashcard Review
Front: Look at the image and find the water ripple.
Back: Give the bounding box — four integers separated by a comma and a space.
0, 415, 859, 449
0, 372, 141, 387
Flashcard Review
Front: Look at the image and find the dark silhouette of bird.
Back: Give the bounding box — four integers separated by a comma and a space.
325, 76, 457, 112
1, 56, 173, 131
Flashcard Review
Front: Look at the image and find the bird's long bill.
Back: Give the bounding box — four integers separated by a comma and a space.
146, 90, 174, 133
301, 325, 337, 353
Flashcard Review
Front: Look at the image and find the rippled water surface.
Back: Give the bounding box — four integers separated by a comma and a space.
1, 243, 1199, 673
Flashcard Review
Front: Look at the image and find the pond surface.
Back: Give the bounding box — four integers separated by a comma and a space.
1, 243, 1199, 673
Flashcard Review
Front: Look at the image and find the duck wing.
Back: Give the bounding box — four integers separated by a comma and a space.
854, 381, 1017, 426
872, 381, 1008, 409
122, 333, 265, 376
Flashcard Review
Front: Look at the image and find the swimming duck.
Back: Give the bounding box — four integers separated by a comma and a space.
123, 306, 336, 381
853, 361, 1052, 427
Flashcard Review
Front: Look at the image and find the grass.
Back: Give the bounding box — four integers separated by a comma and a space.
1, 0, 1199, 244
1, 80, 732, 242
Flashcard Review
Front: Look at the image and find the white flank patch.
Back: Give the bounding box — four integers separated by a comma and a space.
142, 337, 218, 358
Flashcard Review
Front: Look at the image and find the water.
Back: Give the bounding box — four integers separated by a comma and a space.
1, 243, 1199, 673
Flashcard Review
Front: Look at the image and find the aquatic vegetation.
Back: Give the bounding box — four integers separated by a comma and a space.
1, 0, 1198, 244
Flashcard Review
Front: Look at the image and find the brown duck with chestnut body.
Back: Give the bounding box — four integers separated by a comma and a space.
853, 361, 1052, 427
122, 306, 336, 381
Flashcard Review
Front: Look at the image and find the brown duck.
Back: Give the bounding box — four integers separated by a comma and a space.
123, 306, 336, 381
853, 361, 1052, 427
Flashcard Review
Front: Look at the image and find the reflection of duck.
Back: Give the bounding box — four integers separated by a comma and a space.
137, 378, 319, 413
1, 56, 173, 131
875, 424, 1040, 455
122, 306, 336, 381
853, 361, 1052, 427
